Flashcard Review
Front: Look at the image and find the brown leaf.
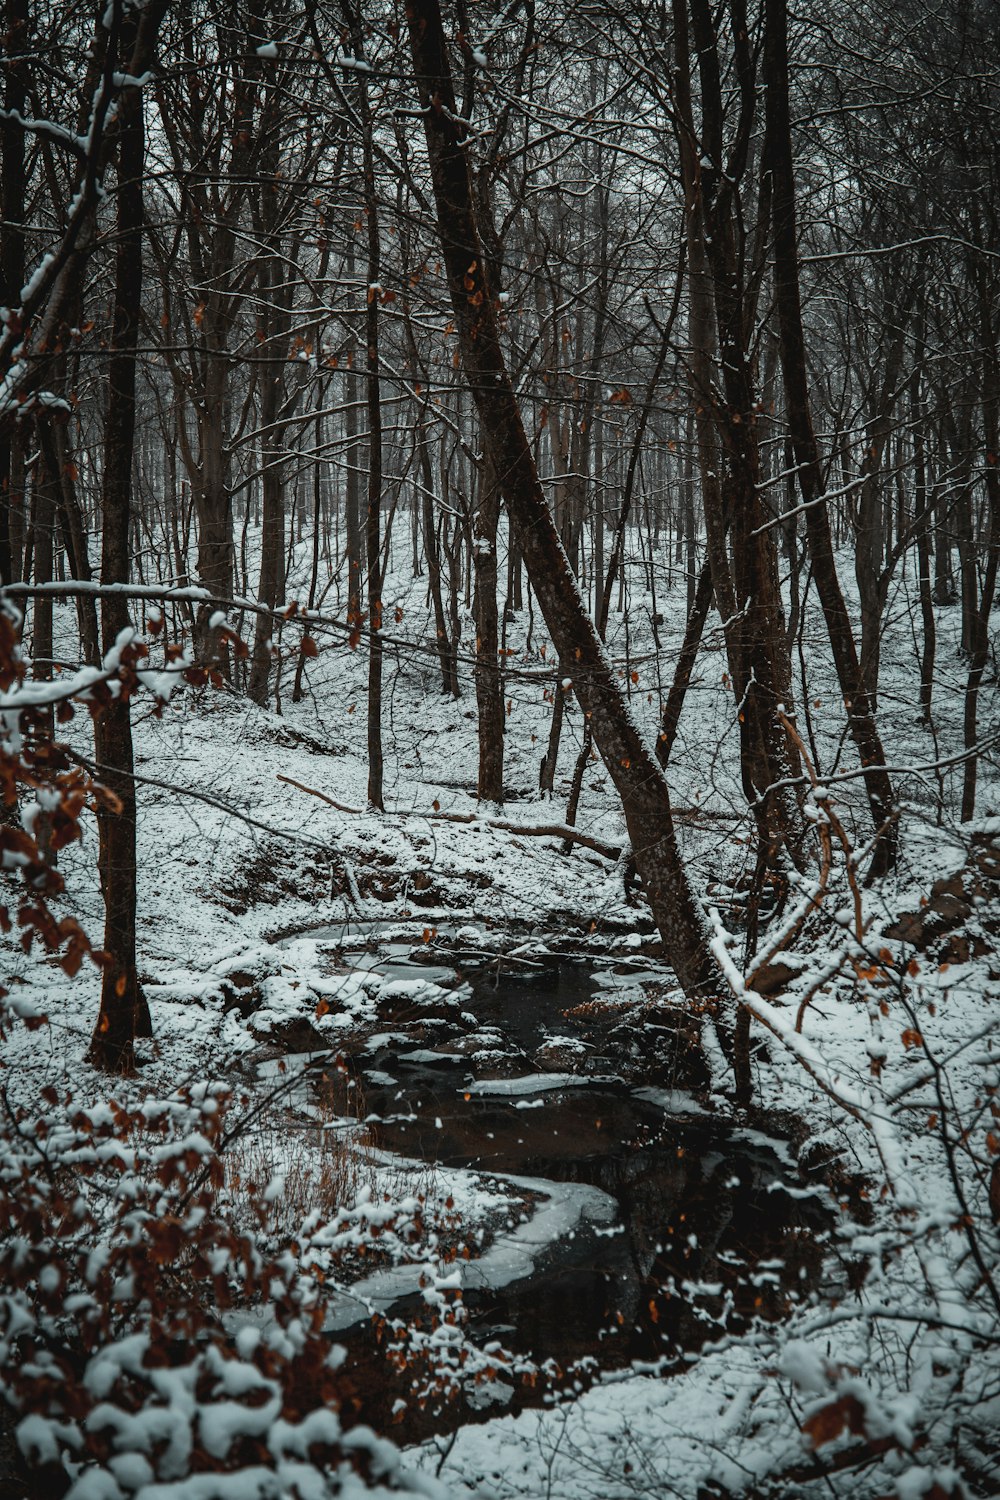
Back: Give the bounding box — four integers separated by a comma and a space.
802, 1394, 866, 1450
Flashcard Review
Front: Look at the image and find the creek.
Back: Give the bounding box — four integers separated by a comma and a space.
275, 923, 839, 1442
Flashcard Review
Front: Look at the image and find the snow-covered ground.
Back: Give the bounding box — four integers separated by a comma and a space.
5, 522, 1000, 1496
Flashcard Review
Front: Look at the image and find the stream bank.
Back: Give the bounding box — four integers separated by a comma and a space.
257, 921, 846, 1445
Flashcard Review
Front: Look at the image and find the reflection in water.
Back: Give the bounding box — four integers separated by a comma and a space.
296, 934, 836, 1441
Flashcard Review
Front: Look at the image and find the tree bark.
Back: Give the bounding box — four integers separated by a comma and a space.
29, 453, 54, 681
152, 13, 267, 673
88, 12, 162, 1072
404, 0, 726, 1023
961, 291, 1000, 822
679, 0, 804, 876
658, 557, 714, 766
417, 427, 459, 695
910, 320, 936, 725
35, 419, 100, 665
763, 0, 897, 874
0, 0, 28, 586
854, 307, 909, 700
473, 448, 504, 801
247, 110, 292, 707
347, 17, 385, 812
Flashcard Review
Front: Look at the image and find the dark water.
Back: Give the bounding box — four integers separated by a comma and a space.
293, 930, 839, 1441
362, 1071, 830, 1368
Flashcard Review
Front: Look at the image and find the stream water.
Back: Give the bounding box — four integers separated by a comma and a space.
275, 924, 840, 1441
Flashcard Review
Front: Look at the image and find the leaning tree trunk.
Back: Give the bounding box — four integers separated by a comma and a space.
404, 0, 732, 1063
763, 0, 897, 875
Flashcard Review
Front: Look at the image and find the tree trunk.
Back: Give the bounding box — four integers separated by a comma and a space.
418, 425, 458, 696
293, 407, 324, 704
474, 447, 504, 801
956, 479, 977, 656
248, 120, 291, 707
88, 18, 157, 1072
193, 350, 235, 666
961, 296, 1000, 822
405, 0, 727, 1030
344, 360, 364, 624
854, 312, 908, 700
932, 429, 956, 605
684, 426, 697, 615
658, 558, 714, 766
910, 328, 935, 725
539, 674, 564, 797
681, 0, 804, 874
763, 0, 897, 874
0, 0, 27, 586
29, 453, 54, 680
350, 27, 385, 812
35, 419, 100, 665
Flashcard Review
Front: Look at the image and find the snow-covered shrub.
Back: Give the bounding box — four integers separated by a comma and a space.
0, 596, 445, 1497
0, 1077, 442, 1499
0, 596, 110, 984
702, 717, 1000, 1494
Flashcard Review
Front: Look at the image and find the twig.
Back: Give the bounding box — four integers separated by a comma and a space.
276, 773, 625, 861
276, 774, 362, 815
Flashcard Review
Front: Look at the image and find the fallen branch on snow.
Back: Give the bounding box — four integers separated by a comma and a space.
276, 773, 624, 861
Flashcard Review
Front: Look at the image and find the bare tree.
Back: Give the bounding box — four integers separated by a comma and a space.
403, 0, 741, 1088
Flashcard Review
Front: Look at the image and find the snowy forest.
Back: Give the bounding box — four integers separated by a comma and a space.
2, 0, 1000, 1494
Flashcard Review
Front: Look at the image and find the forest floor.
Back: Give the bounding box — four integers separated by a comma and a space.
5, 531, 1000, 1497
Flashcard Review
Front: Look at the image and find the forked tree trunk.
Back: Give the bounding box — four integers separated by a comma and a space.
404, 0, 730, 1048
678, 0, 804, 871
763, 0, 897, 875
